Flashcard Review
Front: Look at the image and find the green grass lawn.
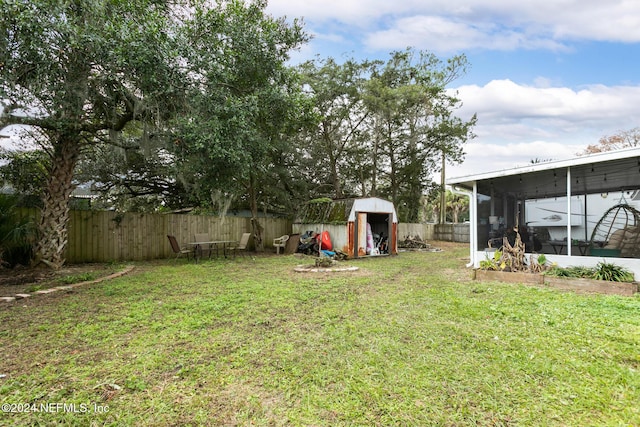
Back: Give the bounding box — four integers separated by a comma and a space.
1, 243, 639, 426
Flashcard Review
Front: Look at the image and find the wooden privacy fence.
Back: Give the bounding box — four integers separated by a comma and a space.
398, 223, 470, 243
16, 209, 292, 263
14, 208, 469, 263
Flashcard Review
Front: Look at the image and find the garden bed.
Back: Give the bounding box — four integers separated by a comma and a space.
473, 269, 638, 296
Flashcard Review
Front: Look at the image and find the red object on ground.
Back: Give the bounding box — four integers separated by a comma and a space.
319, 230, 332, 250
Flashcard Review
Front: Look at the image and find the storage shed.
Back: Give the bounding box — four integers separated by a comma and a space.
293, 197, 398, 258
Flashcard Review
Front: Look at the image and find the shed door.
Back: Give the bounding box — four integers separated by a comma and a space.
355, 212, 368, 257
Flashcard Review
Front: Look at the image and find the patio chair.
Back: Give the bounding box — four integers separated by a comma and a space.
229, 232, 251, 258
193, 233, 212, 259
167, 235, 194, 262
273, 234, 289, 254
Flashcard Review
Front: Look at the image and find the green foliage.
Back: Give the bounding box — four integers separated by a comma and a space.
0, 0, 311, 261
545, 262, 635, 282
161, 1, 311, 217
24, 284, 42, 293
65, 1, 311, 214
528, 253, 548, 273
298, 49, 476, 222
0, 0, 198, 264
0, 149, 49, 197
75, 138, 191, 212
545, 265, 583, 278
537, 253, 547, 266
55, 272, 98, 285
0, 195, 35, 267
592, 261, 635, 282
421, 188, 470, 223
364, 50, 476, 222
0, 0, 477, 260
479, 249, 504, 271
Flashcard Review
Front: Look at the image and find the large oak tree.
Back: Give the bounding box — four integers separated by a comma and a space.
0, 0, 191, 268
0, 0, 307, 265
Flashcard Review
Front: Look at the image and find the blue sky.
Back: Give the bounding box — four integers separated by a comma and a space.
3, 1, 639, 181
266, 0, 640, 178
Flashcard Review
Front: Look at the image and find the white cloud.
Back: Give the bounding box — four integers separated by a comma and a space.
265, 1, 640, 180
448, 140, 585, 178
455, 80, 640, 127
447, 79, 640, 177
267, 0, 640, 53
364, 16, 568, 54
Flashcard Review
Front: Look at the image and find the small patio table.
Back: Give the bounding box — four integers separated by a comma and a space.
547, 239, 589, 256
188, 240, 237, 260
188, 241, 213, 262
210, 240, 237, 258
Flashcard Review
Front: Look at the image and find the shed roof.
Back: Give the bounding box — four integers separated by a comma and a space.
294, 197, 397, 224
447, 147, 640, 198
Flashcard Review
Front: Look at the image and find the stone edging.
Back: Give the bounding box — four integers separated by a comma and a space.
0, 265, 136, 304
293, 265, 359, 273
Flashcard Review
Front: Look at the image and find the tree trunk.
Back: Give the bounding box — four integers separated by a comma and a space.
33, 138, 80, 269
439, 151, 446, 224
388, 145, 397, 204
370, 122, 379, 196
250, 217, 264, 252
248, 172, 264, 252
329, 155, 342, 199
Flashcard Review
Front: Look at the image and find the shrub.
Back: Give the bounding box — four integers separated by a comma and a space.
0, 195, 36, 267
592, 261, 635, 282
544, 262, 635, 282
479, 250, 504, 271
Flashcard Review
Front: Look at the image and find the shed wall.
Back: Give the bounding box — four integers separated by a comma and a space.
292, 223, 349, 253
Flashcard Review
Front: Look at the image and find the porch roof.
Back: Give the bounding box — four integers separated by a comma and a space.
447, 147, 640, 199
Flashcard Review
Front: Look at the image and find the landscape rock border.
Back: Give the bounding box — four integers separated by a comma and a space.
293, 265, 359, 273
0, 265, 135, 304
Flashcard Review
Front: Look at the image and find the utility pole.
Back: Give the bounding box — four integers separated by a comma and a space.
440, 150, 446, 224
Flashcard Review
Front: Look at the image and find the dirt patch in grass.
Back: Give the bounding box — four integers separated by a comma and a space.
0, 263, 124, 298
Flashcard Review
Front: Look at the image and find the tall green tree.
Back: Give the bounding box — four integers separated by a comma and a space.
0, 0, 190, 268
297, 58, 373, 199
445, 190, 469, 223
167, 0, 309, 250
364, 49, 476, 222
297, 50, 475, 221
